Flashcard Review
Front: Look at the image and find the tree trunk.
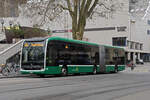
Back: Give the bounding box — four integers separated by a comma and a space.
70, 0, 98, 40
72, 15, 78, 40
72, 15, 86, 40
72, 22, 85, 40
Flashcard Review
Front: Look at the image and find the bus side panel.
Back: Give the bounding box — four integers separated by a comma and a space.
117, 65, 125, 71
44, 66, 62, 74
105, 65, 125, 72
67, 65, 94, 74
105, 65, 115, 72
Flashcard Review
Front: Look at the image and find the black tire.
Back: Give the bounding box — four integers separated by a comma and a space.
61, 67, 67, 76
1, 67, 10, 76
112, 65, 118, 73
93, 67, 97, 74
114, 65, 118, 73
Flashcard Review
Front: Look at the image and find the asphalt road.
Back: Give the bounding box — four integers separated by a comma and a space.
0, 64, 150, 100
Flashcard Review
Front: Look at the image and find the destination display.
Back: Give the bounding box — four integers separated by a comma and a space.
24, 43, 44, 47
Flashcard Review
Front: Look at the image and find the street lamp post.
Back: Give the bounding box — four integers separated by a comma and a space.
130, 18, 136, 64
9, 20, 13, 27
0, 19, 4, 32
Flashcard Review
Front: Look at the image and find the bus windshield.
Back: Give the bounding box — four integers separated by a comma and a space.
21, 41, 45, 70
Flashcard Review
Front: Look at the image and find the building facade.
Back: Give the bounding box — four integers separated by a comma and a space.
0, 0, 28, 35
0, 0, 150, 63
84, 0, 150, 63
0, 0, 27, 17
128, 0, 150, 62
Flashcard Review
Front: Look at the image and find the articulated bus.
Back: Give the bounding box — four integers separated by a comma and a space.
20, 37, 125, 77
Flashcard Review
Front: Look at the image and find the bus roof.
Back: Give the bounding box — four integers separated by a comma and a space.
24, 37, 49, 42
23, 37, 124, 50
47, 37, 99, 46
47, 37, 124, 50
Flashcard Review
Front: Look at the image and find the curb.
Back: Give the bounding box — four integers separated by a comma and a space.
0, 74, 31, 79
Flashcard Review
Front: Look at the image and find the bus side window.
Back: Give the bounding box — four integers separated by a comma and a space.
46, 45, 53, 66
95, 52, 99, 65
46, 42, 58, 66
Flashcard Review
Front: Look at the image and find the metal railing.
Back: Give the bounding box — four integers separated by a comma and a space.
0, 40, 23, 64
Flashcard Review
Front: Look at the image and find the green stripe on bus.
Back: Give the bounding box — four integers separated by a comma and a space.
118, 65, 125, 71
44, 66, 62, 74
106, 65, 115, 72
67, 65, 94, 74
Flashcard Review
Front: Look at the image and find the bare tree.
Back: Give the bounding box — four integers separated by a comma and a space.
21, 0, 122, 40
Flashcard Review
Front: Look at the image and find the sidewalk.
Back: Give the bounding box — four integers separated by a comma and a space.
0, 73, 30, 79
124, 63, 150, 73
115, 89, 150, 100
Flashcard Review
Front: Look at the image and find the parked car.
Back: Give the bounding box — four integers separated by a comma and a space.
136, 59, 144, 64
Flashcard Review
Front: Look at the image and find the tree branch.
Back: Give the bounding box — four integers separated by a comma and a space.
80, 0, 86, 16
87, 0, 98, 18
41, 0, 54, 25
99, 3, 112, 11
66, 0, 74, 17
58, 4, 73, 17
84, 0, 92, 13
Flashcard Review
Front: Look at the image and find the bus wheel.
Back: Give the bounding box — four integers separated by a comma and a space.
61, 67, 67, 76
114, 66, 118, 73
93, 67, 97, 74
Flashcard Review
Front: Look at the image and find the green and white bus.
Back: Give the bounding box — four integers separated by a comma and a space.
20, 37, 125, 76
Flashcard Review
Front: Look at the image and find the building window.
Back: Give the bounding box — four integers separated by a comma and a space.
135, 43, 138, 50
140, 44, 143, 50
148, 20, 150, 25
117, 26, 127, 32
112, 37, 126, 46
147, 30, 150, 35
130, 42, 134, 49
127, 40, 129, 47
137, 43, 140, 50
130, 0, 137, 3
